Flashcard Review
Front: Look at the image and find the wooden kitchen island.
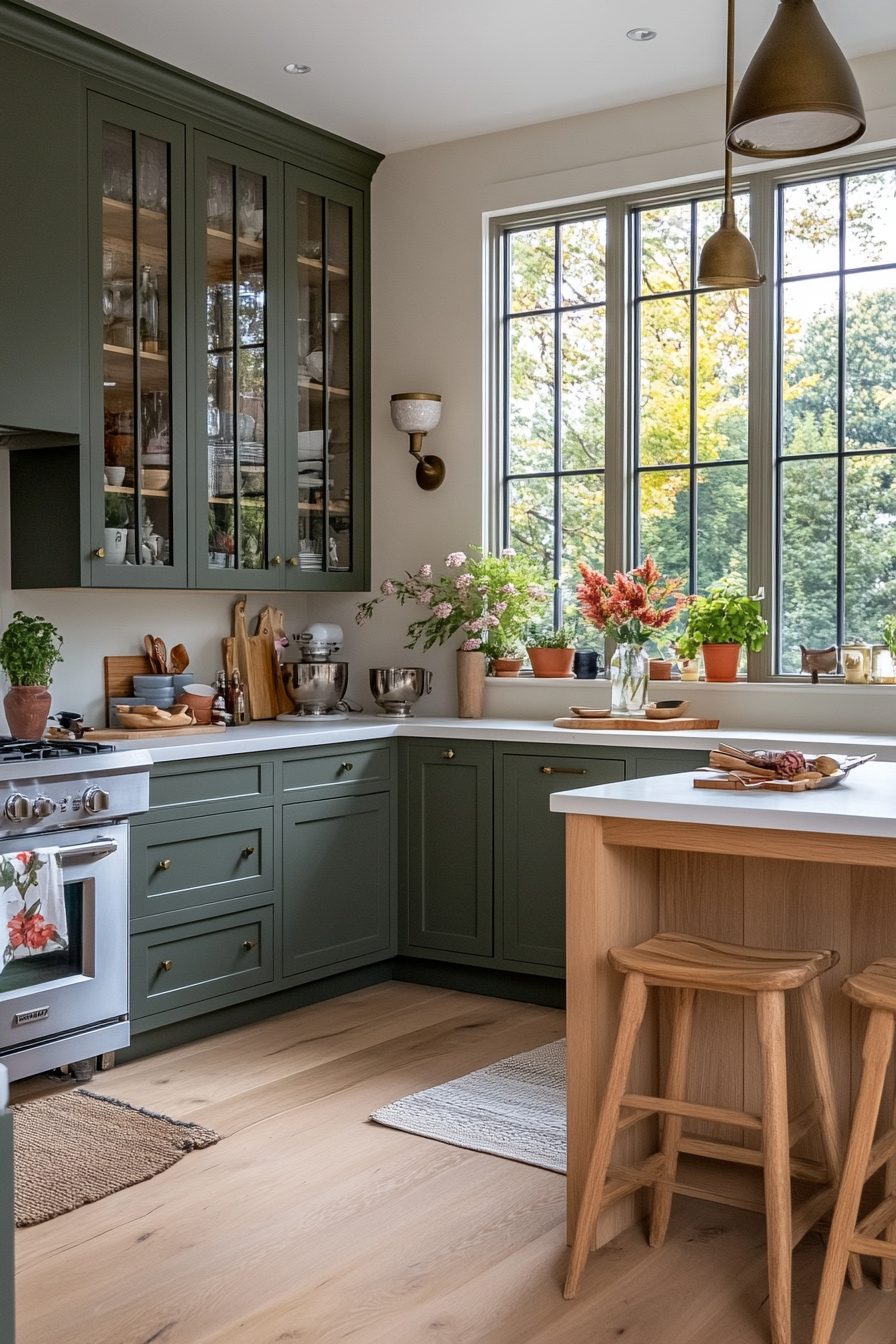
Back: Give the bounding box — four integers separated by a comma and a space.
551, 762, 896, 1249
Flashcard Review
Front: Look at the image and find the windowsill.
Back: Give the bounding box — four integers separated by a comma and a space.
486, 676, 896, 691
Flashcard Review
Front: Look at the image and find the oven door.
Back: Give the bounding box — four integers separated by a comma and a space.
0, 824, 129, 1057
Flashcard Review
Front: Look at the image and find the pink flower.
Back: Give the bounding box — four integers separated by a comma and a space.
455, 574, 473, 589
466, 618, 485, 632
502, 548, 517, 557
500, 583, 517, 595
527, 584, 548, 600
355, 611, 368, 625
460, 638, 481, 651
486, 614, 500, 627
418, 589, 434, 605
418, 563, 432, 578
432, 602, 453, 619
493, 601, 508, 614
445, 551, 467, 568
477, 585, 489, 595
380, 579, 396, 595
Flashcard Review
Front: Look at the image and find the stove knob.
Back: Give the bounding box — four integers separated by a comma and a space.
82, 786, 110, 815
4, 793, 33, 821
33, 796, 57, 819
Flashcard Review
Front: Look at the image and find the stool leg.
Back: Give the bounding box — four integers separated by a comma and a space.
882, 1090, 896, 1292
564, 971, 648, 1301
756, 990, 793, 1344
812, 1008, 896, 1344
649, 986, 696, 1249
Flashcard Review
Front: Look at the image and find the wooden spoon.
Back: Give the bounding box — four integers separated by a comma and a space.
144, 634, 159, 673
169, 643, 189, 675
152, 637, 168, 676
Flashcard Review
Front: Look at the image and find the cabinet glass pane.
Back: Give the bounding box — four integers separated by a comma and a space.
102, 123, 172, 567
207, 160, 267, 570
296, 189, 352, 573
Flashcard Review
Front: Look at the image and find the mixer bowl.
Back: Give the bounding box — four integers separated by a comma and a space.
369, 667, 432, 717
281, 662, 348, 715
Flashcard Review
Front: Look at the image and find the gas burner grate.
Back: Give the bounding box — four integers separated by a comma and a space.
0, 736, 115, 762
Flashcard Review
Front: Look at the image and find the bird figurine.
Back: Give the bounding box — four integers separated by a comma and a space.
800, 644, 838, 684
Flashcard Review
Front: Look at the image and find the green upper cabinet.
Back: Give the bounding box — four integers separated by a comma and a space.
1, 5, 380, 590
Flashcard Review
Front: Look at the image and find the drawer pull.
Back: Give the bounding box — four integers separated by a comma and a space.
443, 750, 455, 759
242, 940, 258, 951
340, 761, 353, 772
93, 547, 105, 559
269, 555, 281, 566
288, 556, 298, 566
241, 846, 255, 858
159, 960, 173, 972
540, 767, 588, 776
157, 859, 171, 870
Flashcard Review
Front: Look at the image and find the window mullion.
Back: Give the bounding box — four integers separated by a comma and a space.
748, 169, 776, 680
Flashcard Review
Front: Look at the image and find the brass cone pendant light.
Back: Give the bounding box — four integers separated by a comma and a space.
698, 0, 765, 289
727, 0, 865, 158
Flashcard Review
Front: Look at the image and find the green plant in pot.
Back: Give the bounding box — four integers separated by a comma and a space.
677, 579, 768, 681
0, 611, 63, 739
525, 620, 576, 678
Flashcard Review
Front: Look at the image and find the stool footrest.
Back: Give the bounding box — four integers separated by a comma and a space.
621, 1092, 763, 1131
865, 1127, 896, 1182
849, 1233, 896, 1263
677, 1134, 830, 1184
790, 1186, 839, 1247
855, 1194, 896, 1242
601, 1153, 667, 1210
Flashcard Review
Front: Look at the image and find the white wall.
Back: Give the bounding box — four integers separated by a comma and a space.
4, 51, 896, 729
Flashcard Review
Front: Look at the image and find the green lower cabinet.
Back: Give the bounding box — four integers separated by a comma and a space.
282, 792, 392, 977
131, 905, 274, 1019
403, 740, 493, 957
634, 750, 710, 778
131, 808, 274, 919
499, 752, 625, 970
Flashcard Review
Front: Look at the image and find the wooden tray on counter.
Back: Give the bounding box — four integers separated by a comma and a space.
84, 724, 226, 740
553, 716, 719, 731
694, 769, 845, 792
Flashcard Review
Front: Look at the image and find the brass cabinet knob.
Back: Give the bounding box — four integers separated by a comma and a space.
443, 750, 455, 759
93, 547, 105, 559
242, 940, 258, 951
288, 557, 298, 566
159, 960, 173, 972
340, 761, 353, 772
269, 555, 281, 566
157, 859, 171, 870
241, 846, 255, 857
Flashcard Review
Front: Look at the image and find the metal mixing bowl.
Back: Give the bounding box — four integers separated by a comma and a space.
369, 667, 432, 717
281, 662, 348, 715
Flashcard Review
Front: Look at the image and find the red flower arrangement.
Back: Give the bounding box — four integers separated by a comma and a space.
577, 556, 690, 645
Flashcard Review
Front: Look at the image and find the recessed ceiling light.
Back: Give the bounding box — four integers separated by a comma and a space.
626, 27, 657, 41
284, 63, 311, 74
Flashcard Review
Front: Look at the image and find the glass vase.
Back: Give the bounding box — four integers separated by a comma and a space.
610, 643, 649, 715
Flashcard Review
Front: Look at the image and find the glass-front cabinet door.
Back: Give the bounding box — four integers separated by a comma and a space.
88, 96, 187, 586
285, 166, 367, 589
195, 135, 283, 587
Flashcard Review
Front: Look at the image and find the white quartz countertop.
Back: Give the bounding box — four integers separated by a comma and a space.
549, 760, 896, 839
133, 715, 896, 764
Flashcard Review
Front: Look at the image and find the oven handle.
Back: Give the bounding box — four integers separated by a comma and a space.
59, 837, 119, 864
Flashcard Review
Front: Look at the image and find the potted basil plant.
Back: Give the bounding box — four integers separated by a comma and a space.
525, 621, 576, 678
677, 579, 768, 682
0, 611, 64, 738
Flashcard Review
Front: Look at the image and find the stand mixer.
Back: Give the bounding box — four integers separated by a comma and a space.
277, 623, 349, 720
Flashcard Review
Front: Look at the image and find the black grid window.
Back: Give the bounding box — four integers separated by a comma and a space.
634, 195, 751, 600
776, 168, 896, 672
502, 216, 606, 627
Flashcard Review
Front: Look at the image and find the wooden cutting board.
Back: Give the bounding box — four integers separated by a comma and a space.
84, 724, 226, 740
222, 597, 282, 721
103, 655, 154, 724
257, 605, 294, 715
553, 716, 720, 731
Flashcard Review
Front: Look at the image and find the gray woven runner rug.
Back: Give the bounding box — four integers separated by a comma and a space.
371, 1038, 566, 1173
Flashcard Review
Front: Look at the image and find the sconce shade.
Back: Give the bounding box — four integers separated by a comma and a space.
698, 205, 766, 288
390, 393, 442, 435
727, 0, 865, 158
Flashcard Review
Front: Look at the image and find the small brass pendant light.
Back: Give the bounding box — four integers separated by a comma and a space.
727, 0, 865, 158
698, 0, 766, 289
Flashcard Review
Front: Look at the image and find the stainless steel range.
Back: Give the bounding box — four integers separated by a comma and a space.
0, 736, 151, 1082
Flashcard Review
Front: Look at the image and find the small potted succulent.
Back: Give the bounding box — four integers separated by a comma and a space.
677, 578, 768, 682
525, 621, 576, 678
0, 611, 64, 738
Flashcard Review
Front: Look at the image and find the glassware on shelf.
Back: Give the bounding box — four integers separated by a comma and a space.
138, 265, 159, 352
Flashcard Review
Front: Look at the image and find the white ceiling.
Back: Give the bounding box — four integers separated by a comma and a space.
35, 0, 896, 155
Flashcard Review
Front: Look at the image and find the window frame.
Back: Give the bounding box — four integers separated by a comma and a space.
489, 143, 896, 680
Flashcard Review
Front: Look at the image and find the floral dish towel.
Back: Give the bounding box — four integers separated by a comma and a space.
2, 849, 68, 972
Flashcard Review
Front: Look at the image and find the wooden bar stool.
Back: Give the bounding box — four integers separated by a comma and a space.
565, 932, 845, 1344
812, 957, 896, 1344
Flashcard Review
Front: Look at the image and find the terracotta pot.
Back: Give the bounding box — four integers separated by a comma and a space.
701, 642, 741, 682
176, 692, 214, 725
649, 659, 673, 681
527, 647, 575, 678
456, 650, 486, 719
4, 685, 52, 739
490, 657, 524, 678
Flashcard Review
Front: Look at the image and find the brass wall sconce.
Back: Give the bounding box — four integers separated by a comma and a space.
390, 393, 445, 491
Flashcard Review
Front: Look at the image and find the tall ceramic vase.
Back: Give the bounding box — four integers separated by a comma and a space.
4, 685, 52, 739
456, 650, 485, 719
610, 644, 649, 715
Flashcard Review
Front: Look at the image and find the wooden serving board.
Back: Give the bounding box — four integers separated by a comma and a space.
553, 716, 720, 731
222, 599, 285, 721
694, 769, 845, 793
84, 724, 226, 740
103, 655, 154, 724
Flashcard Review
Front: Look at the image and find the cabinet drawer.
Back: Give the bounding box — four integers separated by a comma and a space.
131, 808, 273, 918
149, 760, 274, 812
282, 746, 390, 796
131, 906, 274, 1018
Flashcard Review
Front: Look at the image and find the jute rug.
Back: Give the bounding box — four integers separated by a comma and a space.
371, 1038, 567, 1174
12, 1088, 219, 1226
